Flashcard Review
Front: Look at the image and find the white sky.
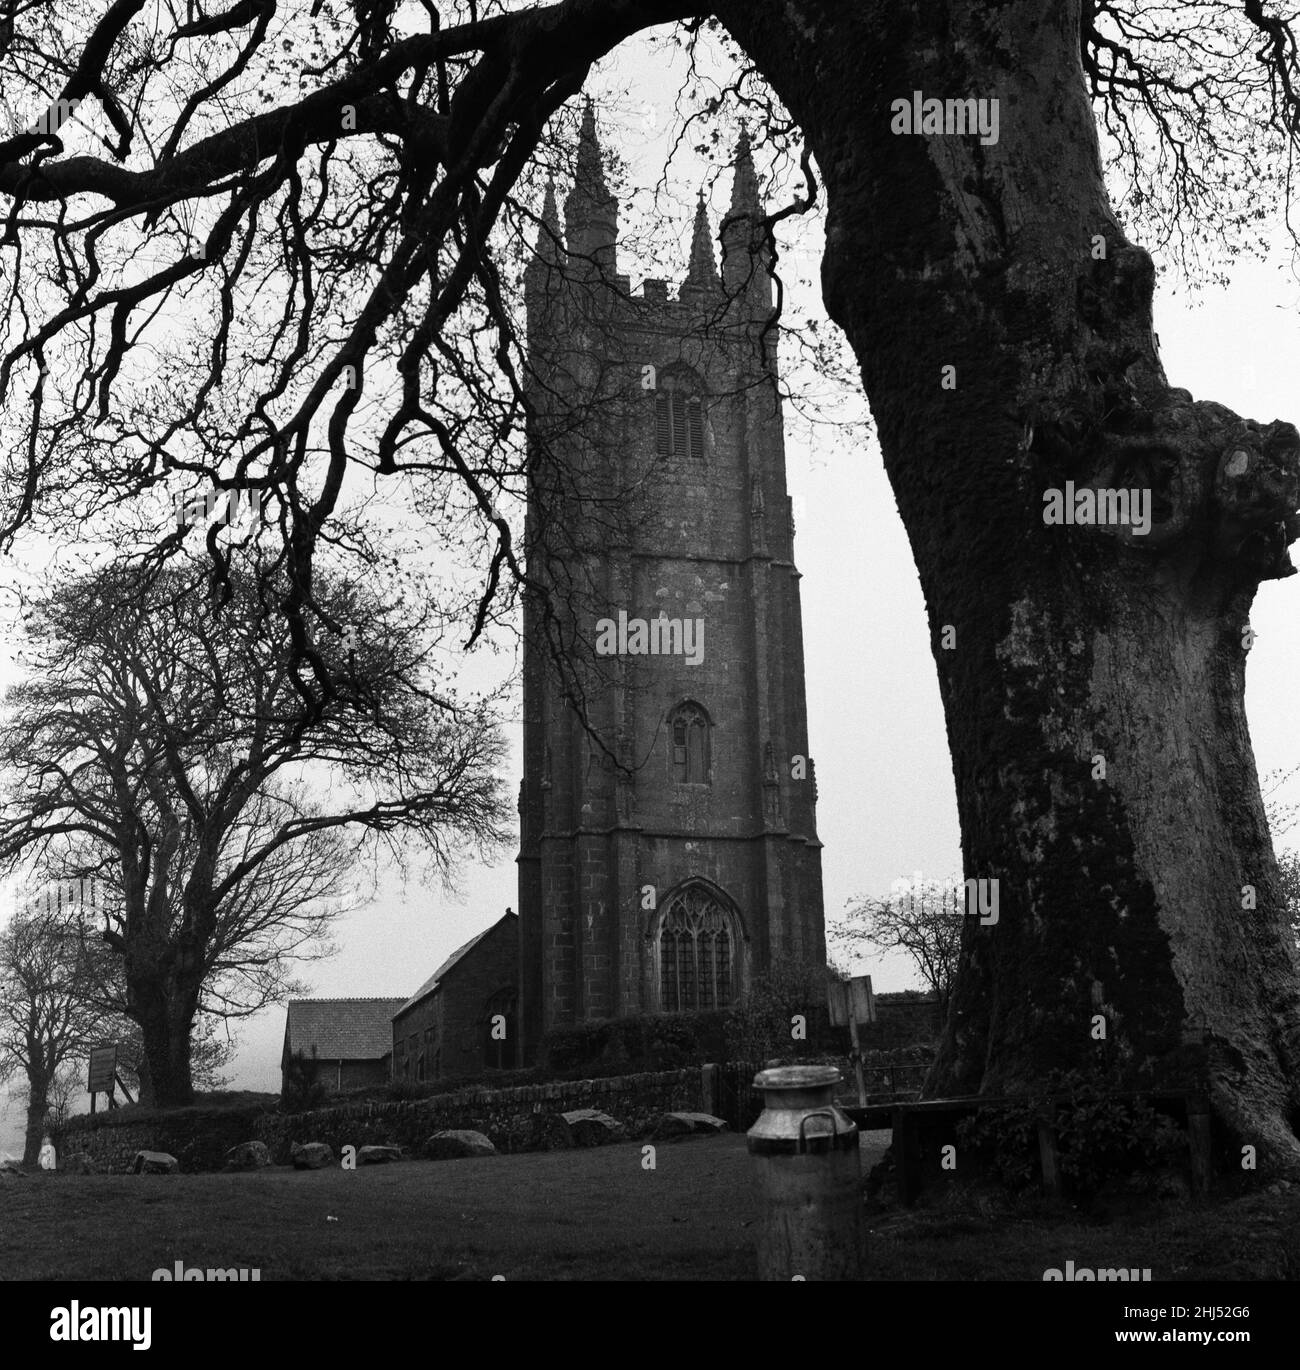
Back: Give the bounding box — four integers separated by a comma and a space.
5, 27, 1300, 1153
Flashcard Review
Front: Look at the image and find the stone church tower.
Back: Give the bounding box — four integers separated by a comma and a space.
516, 108, 825, 1062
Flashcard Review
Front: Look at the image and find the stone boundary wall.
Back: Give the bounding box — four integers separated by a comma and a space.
55, 1106, 270, 1174
52, 1041, 934, 1173
54, 1067, 714, 1171
52, 1120, 164, 1174
255, 1066, 711, 1161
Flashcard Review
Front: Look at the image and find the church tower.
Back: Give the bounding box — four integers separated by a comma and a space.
517, 110, 825, 1061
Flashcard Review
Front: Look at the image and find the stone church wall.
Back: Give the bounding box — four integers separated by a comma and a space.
438, 917, 519, 1075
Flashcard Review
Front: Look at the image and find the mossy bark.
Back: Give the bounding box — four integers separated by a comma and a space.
720, 0, 1300, 1172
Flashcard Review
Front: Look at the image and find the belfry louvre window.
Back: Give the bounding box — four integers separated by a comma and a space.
655, 391, 704, 459
659, 886, 736, 1011
670, 702, 710, 783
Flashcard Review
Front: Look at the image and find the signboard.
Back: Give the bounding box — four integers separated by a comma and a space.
827, 975, 876, 1027
87, 1044, 118, 1094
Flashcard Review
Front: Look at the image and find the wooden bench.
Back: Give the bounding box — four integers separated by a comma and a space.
843, 1089, 1212, 1206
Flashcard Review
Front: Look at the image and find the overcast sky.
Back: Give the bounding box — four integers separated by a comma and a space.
4, 27, 1300, 1155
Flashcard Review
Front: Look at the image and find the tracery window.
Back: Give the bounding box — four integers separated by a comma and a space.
658, 884, 737, 1012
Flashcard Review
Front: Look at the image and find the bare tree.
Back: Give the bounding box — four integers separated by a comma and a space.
0, 901, 100, 1165
40, 1060, 81, 1141
0, 1, 1298, 1167
0, 556, 509, 1104
835, 879, 964, 1016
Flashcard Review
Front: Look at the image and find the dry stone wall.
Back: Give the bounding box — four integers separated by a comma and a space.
256, 1067, 708, 1161
53, 1067, 714, 1171
55, 1105, 273, 1174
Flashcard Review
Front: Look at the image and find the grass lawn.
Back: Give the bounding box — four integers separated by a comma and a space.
1, 1132, 1296, 1280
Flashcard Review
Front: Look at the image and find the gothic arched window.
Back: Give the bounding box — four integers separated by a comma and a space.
654, 372, 704, 460
658, 884, 738, 1012
669, 701, 711, 784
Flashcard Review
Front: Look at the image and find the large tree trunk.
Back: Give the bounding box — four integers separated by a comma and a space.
721, 0, 1300, 1172
132, 973, 198, 1108
22, 1069, 49, 1169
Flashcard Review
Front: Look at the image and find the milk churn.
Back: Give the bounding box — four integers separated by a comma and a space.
748, 1064, 866, 1280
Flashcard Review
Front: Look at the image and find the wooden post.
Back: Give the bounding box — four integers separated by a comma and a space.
700, 1063, 719, 1117
848, 1010, 867, 1107
894, 1107, 922, 1206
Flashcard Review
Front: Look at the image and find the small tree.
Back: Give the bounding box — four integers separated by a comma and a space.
834, 877, 964, 1015
0, 905, 101, 1166
41, 1061, 79, 1138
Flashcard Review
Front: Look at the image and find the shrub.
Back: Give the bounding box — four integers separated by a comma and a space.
955, 1070, 1191, 1198
724, 957, 838, 1063
539, 1011, 730, 1074
281, 1049, 327, 1114
955, 1105, 1041, 1190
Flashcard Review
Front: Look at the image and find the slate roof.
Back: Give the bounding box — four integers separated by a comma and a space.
396, 910, 517, 1018
283, 998, 406, 1062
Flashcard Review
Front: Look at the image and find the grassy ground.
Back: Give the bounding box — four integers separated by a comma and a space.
1, 1132, 1296, 1280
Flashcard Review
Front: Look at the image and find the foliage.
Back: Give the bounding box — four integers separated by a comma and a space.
541, 1010, 733, 1074
58, 1090, 280, 1131
281, 1049, 327, 1115
954, 1105, 1041, 1192
954, 1070, 1191, 1199
723, 957, 837, 1063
